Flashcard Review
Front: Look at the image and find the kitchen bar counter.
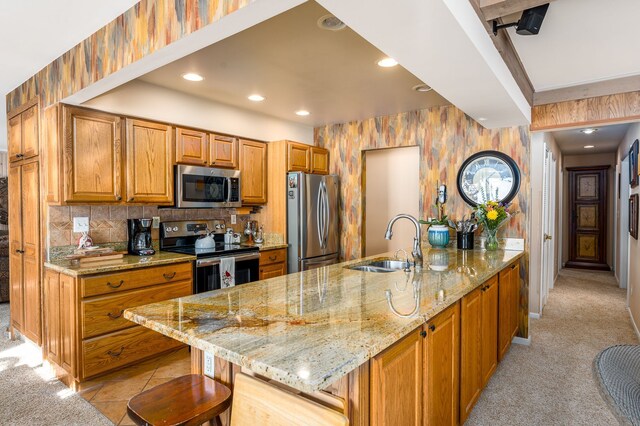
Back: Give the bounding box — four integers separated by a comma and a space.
44, 251, 196, 276
125, 248, 523, 393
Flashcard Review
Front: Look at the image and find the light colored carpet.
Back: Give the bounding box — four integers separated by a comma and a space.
467, 268, 640, 425
0, 303, 111, 425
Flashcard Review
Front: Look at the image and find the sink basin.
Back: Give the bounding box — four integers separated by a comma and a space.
346, 259, 410, 273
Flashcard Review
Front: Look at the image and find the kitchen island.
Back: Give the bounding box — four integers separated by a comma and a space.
125, 248, 525, 425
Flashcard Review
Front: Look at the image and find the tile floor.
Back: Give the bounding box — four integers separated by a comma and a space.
78, 347, 191, 425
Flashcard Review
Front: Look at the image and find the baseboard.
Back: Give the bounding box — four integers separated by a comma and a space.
529, 312, 541, 320
628, 307, 640, 342
513, 336, 531, 346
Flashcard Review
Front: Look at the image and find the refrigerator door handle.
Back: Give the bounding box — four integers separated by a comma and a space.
323, 180, 330, 248
317, 182, 324, 249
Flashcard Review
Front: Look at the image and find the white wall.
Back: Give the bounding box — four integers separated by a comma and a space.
616, 122, 640, 334
364, 147, 420, 257
82, 80, 314, 144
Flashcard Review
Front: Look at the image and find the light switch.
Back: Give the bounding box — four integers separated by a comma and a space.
231, 214, 237, 225
73, 217, 89, 233
152, 216, 160, 229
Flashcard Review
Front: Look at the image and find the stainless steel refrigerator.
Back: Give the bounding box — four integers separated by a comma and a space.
287, 172, 339, 273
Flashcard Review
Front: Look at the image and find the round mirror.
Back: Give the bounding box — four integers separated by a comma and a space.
456, 150, 521, 207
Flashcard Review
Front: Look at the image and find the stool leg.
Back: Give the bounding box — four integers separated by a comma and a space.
208, 416, 223, 426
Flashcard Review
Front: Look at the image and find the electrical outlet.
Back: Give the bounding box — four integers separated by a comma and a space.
152, 216, 160, 229
204, 351, 214, 377
231, 214, 237, 225
73, 217, 89, 233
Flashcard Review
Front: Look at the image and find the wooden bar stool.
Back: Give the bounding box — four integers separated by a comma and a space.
127, 374, 231, 426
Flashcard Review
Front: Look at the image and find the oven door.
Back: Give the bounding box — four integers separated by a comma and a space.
175, 165, 241, 208
194, 252, 260, 293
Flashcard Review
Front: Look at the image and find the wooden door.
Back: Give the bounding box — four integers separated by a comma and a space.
8, 165, 23, 329
498, 267, 512, 361
125, 119, 174, 204
21, 104, 39, 159
424, 302, 460, 426
21, 161, 41, 344
287, 141, 310, 172
481, 276, 498, 387
259, 263, 286, 280
63, 106, 123, 203
567, 166, 609, 270
460, 287, 482, 424
310, 147, 329, 174
239, 140, 267, 205
371, 328, 423, 426
8, 114, 22, 163
175, 127, 208, 166
210, 135, 238, 169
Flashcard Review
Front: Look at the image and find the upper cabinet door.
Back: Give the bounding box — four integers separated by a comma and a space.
21, 104, 39, 160
175, 127, 208, 166
310, 147, 329, 175
125, 119, 174, 204
239, 139, 267, 205
8, 115, 22, 163
63, 106, 123, 203
287, 142, 310, 172
210, 135, 238, 169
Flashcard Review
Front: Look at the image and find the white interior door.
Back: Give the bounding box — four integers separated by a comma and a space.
548, 155, 557, 289
541, 145, 556, 311
620, 156, 630, 290
364, 147, 420, 257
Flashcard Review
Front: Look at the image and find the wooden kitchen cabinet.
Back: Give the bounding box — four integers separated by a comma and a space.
239, 139, 267, 205
371, 327, 423, 426
460, 287, 482, 424
288, 141, 311, 172
62, 105, 123, 203
210, 134, 238, 169
175, 127, 208, 166
424, 301, 460, 426
481, 275, 498, 387
259, 248, 287, 279
498, 262, 520, 361
8, 101, 39, 163
310, 147, 330, 174
125, 119, 174, 204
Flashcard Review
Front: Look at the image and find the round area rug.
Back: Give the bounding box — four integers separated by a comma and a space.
594, 345, 640, 426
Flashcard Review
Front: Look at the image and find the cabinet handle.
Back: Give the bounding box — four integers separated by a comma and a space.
429, 324, 436, 332
203, 160, 208, 164
268, 255, 277, 261
420, 330, 427, 338
107, 280, 124, 289
16, 153, 23, 158
107, 310, 124, 320
107, 346, 125, 358
163, 272, 176, 280
129, 197, 134, 202
481, 286, 487, 292
116, 196, 122, 201
15, 249, 24, 254
511, 264, 516, 270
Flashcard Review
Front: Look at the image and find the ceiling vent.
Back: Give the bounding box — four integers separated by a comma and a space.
317, 14, 346, 31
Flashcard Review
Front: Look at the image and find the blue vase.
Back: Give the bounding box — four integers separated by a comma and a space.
428, 225, 450, 248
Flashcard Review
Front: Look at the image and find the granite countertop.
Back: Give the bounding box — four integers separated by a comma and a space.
243, 242, 289, 251
45, 251, 196, 276
125, 248, 524, 393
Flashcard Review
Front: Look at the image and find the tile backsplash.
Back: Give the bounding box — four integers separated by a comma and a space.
48, 205, 262, 249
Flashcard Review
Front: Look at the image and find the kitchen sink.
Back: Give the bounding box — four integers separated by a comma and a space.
346, 259, 410, 273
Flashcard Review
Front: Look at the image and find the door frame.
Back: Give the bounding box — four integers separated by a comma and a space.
566, 166, 611, 271
539, 144, 557, 313
619, 156, 630, 290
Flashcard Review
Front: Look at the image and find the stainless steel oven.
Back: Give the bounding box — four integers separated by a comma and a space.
194, 252, 260, 293
175, 165, 241, 208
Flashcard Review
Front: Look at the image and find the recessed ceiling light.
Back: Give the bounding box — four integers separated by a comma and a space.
248, 94, 265, 102
477, 117, 488, 122
377, 57, 398, 68
580, 128, 598, 135
584, 145, 595, 149
412, 84, 432, 93
295, 110, 310, 116
317, 14, 346, 31
182, 73, 204, 82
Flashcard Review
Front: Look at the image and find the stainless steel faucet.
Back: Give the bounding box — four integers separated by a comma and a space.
384, 214, 423, 271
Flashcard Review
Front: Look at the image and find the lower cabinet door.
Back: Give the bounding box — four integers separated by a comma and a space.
481, 276, 498, 387
498, 268, 513, 361
259, 263, 286, 280
424, 302, 460, 426
371, 328, 423, 426
460, 287, 483, 424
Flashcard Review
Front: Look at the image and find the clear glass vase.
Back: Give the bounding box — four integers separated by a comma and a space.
484, 228, 499, 251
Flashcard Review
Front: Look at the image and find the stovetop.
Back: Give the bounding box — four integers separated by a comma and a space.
159, 220, 258, 258
163, 244, 258, 258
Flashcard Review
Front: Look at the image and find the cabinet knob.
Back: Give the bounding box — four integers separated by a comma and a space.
116, 196, 122, 201
511, 264, 517, 270
420, 330, 427, 338
203, 160, 207, 164
129, 197, 134, 202
481, 286, 487, 292
429, 324, 436, 332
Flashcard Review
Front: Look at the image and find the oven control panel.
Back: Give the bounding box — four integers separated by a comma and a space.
161, 220, 227, 238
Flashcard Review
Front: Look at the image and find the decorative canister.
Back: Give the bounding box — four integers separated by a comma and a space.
427, 225, 450, 248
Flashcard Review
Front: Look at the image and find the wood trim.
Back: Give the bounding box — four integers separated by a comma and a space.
534, 75, 640, 106
479, 0, 555, 20
531, 91, 640, 131
7, 97, 39, 120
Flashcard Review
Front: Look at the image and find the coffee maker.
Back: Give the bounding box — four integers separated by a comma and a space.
128, 219, 155, 256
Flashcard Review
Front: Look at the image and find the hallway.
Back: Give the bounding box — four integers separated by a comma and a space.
468, 268, 638, 425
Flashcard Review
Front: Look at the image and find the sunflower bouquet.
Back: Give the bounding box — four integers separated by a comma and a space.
473, 201, 515, 250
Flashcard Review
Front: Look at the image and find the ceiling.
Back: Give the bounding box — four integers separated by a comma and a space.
0, 0, 140, 148
506, 0, 640, 91
552, 123, 631, 154
138, 1, 449, 127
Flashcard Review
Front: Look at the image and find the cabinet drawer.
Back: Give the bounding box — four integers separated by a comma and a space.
259, 248, 287, 266
260, 263, 286, 280
81, 262, 192, 297
82, 326, 182, 379
82, 281, 192, 339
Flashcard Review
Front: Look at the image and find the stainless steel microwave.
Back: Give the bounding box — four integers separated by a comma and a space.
175, 165, 241, 208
